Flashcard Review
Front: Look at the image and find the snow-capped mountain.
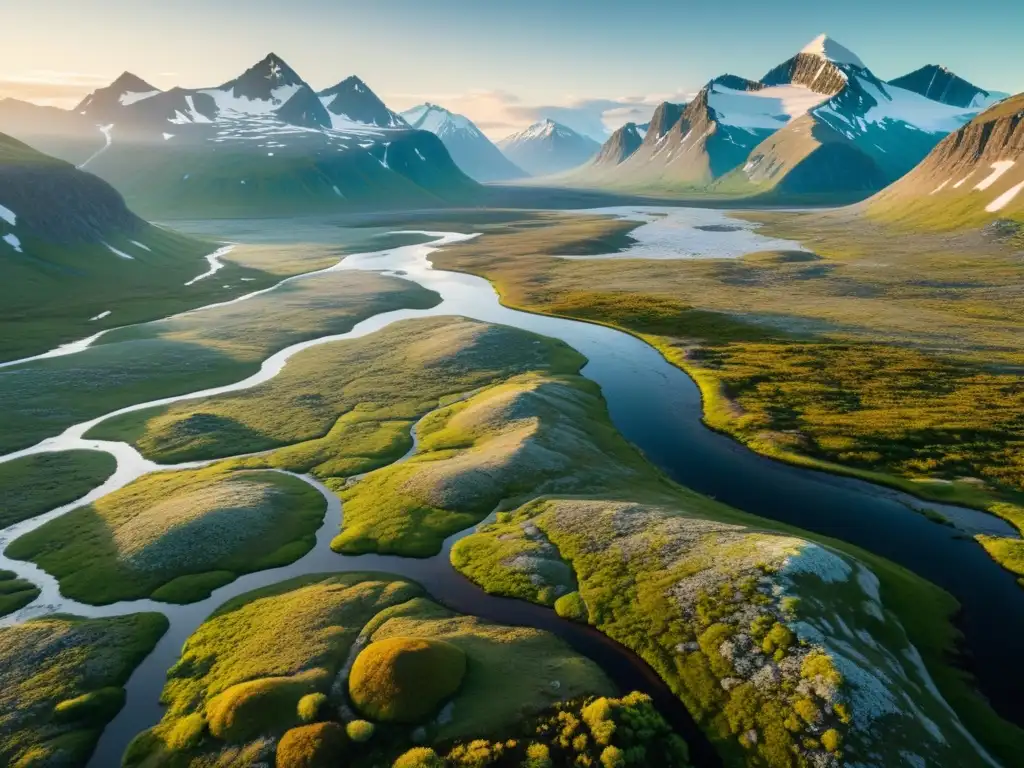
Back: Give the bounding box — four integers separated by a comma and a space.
868, 93, 1024, 226
735, 36, 982, 197
568, 34, 989, 200
401, 103, 525, 182
497, 119, 600, 176
318, 76, 407, 129
0, 54, 478, 218
888, 65, 1006, 109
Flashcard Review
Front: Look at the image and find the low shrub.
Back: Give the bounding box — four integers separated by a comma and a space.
350, 636, 466, 723
275, 722, 348, 768
52, 687, 125, 725
206, 672, 323, 742
346, 719, 376, 743
394, 747, 445, 768
297, 692, 328, 723
553, 592, 588, 623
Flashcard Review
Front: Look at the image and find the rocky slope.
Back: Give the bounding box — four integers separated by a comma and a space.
868, 93, 1024, 227
889, 65, 1005, 109
497, 119, 600, 176
401, 103, 525, 181
0, 55, 477, 217
318, 75, 407, 129
567, 35, 988, 201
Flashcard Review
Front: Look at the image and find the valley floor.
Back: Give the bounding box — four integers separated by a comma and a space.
0, 218, 1021, 768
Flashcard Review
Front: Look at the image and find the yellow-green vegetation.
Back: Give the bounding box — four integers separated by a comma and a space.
347, 719, 376, 743
124, 573, 422, 767
0, 612, 167, 768
275, 722, 348, 768
334, 371, 655, 557
386, 692, 691, 768
125, 573, 610, 768
0, 450, 116, 527
358, 597, 612, 742
0, 270, 439, 454
349, 636, 467, 723
427, 209, 1024, 577
554, 592, 589, 623
89, 316, 583, 483
456, 494, 1008, 767
0, 569, 39, 618
6, 465, 326, 604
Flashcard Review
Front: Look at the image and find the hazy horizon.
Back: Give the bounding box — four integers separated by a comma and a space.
3, 0, 1022, 141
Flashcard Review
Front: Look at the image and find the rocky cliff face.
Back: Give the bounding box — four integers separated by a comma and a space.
869, 94, 1024, 225
590, 122, 644, 167
318, 76, 407, 128
761, 52, 850, 96
889, 65, 992, 108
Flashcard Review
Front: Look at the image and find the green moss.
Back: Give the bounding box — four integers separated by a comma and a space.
0, 570, 40, 618
52, 687, 125, 725
297, 692, 328, 723
0, 612, 167, 767
0, 450, 116, 528
6, 466, 326, 604
394, 747, 445, 768
554, 592, 589, 623
345, 719, 376, 743
0, 270, 438, 454
350, 636, 467, 723
275, 722, 348, 768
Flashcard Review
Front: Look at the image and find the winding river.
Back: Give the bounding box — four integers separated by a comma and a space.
0, 226, 1021, 766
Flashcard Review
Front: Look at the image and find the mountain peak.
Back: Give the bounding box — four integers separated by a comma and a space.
221, 53, 304, 91
800, 34, 866, 69
110, 71, 157, 93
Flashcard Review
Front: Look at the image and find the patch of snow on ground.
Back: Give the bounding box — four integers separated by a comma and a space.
952, 173, 973, 189
2, 233, 23, 253
986, 180, 1024, 212
553, 207, 809, 261
974, 161, 1015, 191
930, 179, 950, 195
89, 311, 112, 321
185, 245, 235, 286
333, 186, 344, 197
162, 133, 174, 141
0, 203, 16, 226
104, 243, 135, 260
781, 543, 853, 584
130, 240, 152, 252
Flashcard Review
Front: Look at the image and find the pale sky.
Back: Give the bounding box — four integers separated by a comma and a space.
2, 0, 1021, 141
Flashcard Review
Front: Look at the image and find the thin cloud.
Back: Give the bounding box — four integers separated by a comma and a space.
0, 70, 112, 107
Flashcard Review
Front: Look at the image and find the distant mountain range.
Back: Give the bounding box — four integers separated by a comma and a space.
563, 35, 1005, 201
496, 119, 601, 176
0, 54, 477, 218
868, 94, 1024, 227
401, 103, 526, 182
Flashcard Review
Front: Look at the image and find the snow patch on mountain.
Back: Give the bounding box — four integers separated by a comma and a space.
119, 90, 160, 107
2, 233, 22, 252
0, 203, 16, 227
986, 181, 1024, 212
709, 82, 832, 130
801, 34, 866, 69
201, 83, 302, 115
974, 161, 1015, 191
